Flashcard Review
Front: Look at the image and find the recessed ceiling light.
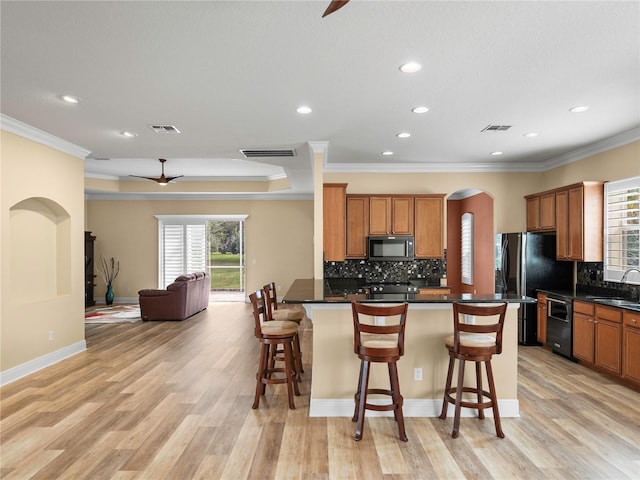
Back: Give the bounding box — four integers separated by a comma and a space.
399, 62, 421, 73
412, 106, 429, 114
61, 94, 80, 104
296, 106, 312, 114
569, 105, 590, 113
121, 131, 138, 138
523, 132, 539, 138
382, 151, 394, 156
396, 132, 411, 138
490, 151, 504, 156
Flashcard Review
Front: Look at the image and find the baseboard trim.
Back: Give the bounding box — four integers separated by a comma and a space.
0, 340, 87, 386
309, 398, 520, 418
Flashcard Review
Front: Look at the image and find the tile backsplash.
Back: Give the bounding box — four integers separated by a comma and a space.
324, 252, 446, 285
577, 262, 639, 300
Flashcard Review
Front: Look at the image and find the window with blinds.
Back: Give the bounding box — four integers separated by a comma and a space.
159, 221, 207, 289
461, 212, 474, 285
604, 176, 640, 284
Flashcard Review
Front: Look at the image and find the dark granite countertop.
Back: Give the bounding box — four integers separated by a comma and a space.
283, 279, 536, 304
538, 288, 640, 313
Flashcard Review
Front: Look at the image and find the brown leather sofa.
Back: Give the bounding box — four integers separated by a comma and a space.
138, 272, 210, 321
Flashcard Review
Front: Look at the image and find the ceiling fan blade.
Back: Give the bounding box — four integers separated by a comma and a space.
322, 0, 349, 17
164, 175, 184, 182
129, 175, 160, 181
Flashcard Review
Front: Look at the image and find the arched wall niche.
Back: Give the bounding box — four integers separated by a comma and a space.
446, 189, 495, 295
9, 197, 71, 302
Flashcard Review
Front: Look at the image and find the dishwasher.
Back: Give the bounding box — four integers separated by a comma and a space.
546, 294, 574, 358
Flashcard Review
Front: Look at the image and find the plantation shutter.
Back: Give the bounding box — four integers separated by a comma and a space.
604, 176, 640, 284
159, 221, 207, 288
461, 212, 474, 285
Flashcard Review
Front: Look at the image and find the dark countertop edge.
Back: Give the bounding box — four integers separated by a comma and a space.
283, 279, 535, 304
537, 288, 640, 313
284, 298, 534, 304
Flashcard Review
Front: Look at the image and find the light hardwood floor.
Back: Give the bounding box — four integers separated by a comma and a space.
1, 302, 639, 479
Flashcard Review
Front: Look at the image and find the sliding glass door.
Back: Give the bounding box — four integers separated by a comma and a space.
156, 215, 246, 296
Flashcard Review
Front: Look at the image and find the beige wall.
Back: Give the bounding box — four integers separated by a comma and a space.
86, 199, 314, 300
1, 131, 85, 373
542, 141, 639, 190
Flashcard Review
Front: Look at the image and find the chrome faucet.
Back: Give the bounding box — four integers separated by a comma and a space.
621, 267, 640, 283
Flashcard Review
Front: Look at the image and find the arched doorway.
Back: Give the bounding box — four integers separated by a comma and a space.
446, 189, 494, 294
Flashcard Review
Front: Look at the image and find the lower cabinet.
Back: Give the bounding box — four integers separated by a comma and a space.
622, 310, 640, 384
537, 293, 548, 344
594, 305, 622, 375
573, 301, 635, 385
418, 287, 451, 295
573, 301, 595, 363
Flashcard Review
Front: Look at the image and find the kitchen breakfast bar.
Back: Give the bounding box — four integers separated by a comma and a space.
283, 279, 536, 418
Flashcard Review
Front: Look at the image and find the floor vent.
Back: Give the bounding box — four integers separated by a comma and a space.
240, 149, 296, 158
481, 124, 511, 132
149, 124, 181, 134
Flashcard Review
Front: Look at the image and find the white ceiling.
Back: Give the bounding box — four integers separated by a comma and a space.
2, 1, 639, 199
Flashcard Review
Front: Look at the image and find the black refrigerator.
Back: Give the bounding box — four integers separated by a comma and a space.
495, 232, 573, 345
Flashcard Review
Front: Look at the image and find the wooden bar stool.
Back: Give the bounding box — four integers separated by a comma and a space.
249, 290, 300, 410
263, 282, 305, 374
439, 302, 508, 438
263, 282, 304, 375
351, 302, 409, 442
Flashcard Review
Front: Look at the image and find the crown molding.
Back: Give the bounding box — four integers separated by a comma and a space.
84, 191, 314, 201
541, 126, 640, 170
323, 127, 640, 174
1, 114, 91, 159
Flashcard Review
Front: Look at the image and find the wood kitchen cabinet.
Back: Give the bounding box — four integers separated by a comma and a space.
346, 195, 369, 259
418, 287, 451, 294
323, 183, 347, 262
594, 304, 622, 375
573, 300, 595, 363
574, 301, 640, 388
537, 292, 548, 344
622, 310, 640, 384
555, 182, 603, 262
369, 196, 414, 236
414, 195, 445, 258
526, 192, 556, 232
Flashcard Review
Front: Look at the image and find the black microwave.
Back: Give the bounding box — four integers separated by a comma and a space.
368, 236, 415, 261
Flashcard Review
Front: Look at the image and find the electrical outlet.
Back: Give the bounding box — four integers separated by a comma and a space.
48, 330, 54, 340
414, 367, 422, 381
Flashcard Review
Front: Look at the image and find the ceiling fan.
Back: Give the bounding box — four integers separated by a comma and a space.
322, 0, 349, 17
130, 158, 183, 186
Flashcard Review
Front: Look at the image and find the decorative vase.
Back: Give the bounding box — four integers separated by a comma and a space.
105, 284, 114, 305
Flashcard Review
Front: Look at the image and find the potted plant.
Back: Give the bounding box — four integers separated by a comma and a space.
99, 256, 120, 305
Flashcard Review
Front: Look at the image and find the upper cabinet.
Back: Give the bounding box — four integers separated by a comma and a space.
369, 196, 414, 235
325, 186, 445, 261
346, 195, 369, 259
323, 183, 347, 262
414, 195, 445, 258
525, 181, 603, 262
556, 182, 603, 262
525, 191, 556, 232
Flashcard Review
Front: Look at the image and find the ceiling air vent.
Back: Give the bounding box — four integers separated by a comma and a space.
240, 149, 296, 158
148, 124, 181, 134
481, 124, 511, 132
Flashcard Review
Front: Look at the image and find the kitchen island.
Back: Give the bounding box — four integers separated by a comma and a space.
283, 279, 535, 418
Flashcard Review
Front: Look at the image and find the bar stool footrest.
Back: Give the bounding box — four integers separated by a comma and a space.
443, 387, 495, 411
